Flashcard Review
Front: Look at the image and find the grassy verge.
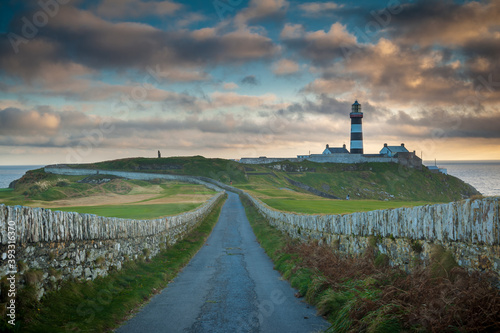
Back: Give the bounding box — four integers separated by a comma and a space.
52, 202, 203, 219
241, 195, 500, 332
2, 194, 227, 332
260, 198, 433, 215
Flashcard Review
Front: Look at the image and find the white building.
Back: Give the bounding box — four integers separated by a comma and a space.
380, 143, 409, 157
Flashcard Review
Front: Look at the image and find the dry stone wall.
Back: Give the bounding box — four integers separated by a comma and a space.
246, 195, 500, 275
199, 179, 500, 276
0, 169, 224, 299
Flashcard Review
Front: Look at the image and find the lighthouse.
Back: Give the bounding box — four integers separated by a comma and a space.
350, 100, 363, 154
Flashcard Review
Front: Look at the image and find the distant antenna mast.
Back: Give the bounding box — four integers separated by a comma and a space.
435, 158, 437, 167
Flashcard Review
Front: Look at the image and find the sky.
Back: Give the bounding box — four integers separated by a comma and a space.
0, 0, 499, 165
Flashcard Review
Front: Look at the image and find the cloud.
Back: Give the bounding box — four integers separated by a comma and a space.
176, 12, 206, 27
96, 0, 182, 19
0, 107, 61, 136
388, 0, 500, 48
299, 2, 343, 15
280, 23, 304, 39
278, 1, 500, 110
294, 33, 499, 107
1, 7, 279, 83
241, 75, 259, 85
0, 104, 318, 150
301, 77, 355, 95
387, 108, 500, 139
281, 22, 357, 65
207, 91, 277, 109
272, 59, 300, 75
223, 82, 239, 90
235, 0, 289, 26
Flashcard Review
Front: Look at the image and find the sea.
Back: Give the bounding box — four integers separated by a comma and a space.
0, 161, 499, 196
0, 165, 44, 189
427, 160, 500, 197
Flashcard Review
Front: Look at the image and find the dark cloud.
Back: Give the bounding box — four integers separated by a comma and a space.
95, 0, 182, 19
0, 6, 279, 82
241, 75, 259, 85
272, 95, 389, 123
0, 107, 61, 136
235, 0, 288, 26
386, 0, 500, 46
388, 108, 500, 139
281, 22, 357, 66
385, 0, 500, 79
0, 105, 283, 148
298, 2, 367, 19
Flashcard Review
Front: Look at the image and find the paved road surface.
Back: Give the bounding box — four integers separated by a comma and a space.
117, 192, 330, 333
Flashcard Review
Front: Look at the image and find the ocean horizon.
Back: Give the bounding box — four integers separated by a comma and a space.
0, 165, 44, 189
0, 161, 499, 196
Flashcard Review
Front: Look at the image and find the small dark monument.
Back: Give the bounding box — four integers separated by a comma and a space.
158, 150, 161, 158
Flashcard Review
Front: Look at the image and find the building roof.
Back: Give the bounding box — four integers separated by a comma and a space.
327, 147, 350, 154
384, 146, 409, 154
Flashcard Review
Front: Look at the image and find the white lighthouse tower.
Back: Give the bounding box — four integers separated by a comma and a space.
350, 100, 363, 154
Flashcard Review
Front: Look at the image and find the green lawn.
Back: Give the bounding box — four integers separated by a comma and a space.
0, 188, 27, 205
261, 198, 434, 215
1, 174, 216, 219
236, 179, 436, 214
52, 202, 203, 219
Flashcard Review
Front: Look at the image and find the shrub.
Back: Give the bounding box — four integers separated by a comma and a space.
48, 252, 56, 260
24, 270, 44, 286
95, 256, 106, 267
367, 236, 377, 248
374, 253, 390, 268
429, 244, 458, 278
410, 239, 423, 253
56, 180, 70, 187
17, 260, 28, 273
48, 268, 62, 279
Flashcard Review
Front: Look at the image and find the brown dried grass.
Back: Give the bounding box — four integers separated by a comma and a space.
282, 241, 500, 332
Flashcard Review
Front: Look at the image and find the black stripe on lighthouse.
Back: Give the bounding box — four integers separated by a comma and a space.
350, 132, 363, 141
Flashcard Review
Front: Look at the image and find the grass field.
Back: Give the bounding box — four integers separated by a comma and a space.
260, 198, 433, 214
236, 181, 436, 214
74, 156, 480, 203
1, 172, 217, 219
52, 202, 203, 219
5, 156, 480, 217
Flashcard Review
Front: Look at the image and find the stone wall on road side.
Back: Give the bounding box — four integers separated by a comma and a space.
0, 169, 224, 300
201, 179, 500, 276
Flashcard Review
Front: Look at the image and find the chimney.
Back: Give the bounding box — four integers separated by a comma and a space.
384, 143, 387, 147
343, 144, 346, 149
401, 143, 405, 147
326, 144, 329, 149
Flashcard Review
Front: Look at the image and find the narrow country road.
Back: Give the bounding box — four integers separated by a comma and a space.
116, 192, 330, 333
